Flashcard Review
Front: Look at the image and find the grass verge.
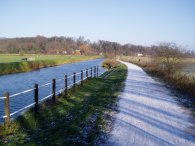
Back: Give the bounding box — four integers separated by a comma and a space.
0, 55, 100, 75
0, 64, 127, 145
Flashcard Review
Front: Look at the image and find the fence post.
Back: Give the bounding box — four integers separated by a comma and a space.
34, 84, 39, 113
86, 68, 88, 79
65, 75, 68, 97
73, 72, 76, 89
81, 70, 83, 86
91, 67, 92, 78
94, 66, 96, 78
52, 79, 56, 103
4, 92, 10, 127
97, 66, 99, 77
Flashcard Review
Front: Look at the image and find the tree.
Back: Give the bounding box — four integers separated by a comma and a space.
155, 43, 183, 74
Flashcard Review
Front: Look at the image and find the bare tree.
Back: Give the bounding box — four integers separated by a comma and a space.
155, 42, 183, 74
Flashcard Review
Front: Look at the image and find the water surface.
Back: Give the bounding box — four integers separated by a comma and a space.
0, 58, 106, 121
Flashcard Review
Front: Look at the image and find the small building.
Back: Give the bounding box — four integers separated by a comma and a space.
137, 53, 143, 57
62, 51, 67, 54
74, 49, 81, 55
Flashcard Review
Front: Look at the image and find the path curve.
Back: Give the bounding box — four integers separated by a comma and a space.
105, 61, 195, 146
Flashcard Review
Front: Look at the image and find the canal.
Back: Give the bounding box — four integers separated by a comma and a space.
0, 58, 106, 122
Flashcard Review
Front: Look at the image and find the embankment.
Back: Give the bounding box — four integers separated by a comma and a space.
0, 64, 127, 145
0, 56, 100, 75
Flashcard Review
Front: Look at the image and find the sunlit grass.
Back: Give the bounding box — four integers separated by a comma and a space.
0, 54, 99, 63
0, 54, 101, 75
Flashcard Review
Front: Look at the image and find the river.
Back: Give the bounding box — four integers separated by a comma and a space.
0, 58, 106, 122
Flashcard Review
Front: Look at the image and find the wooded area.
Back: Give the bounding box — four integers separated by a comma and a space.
0, 36, 194, 57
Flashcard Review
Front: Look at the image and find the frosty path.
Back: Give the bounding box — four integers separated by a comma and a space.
105, 61, 195, 146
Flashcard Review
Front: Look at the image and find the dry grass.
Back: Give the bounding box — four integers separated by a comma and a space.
121, 56, 195, 100
102, 59, 119, 69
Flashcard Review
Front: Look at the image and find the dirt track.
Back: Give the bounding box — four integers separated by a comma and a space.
105, 61, 195, 146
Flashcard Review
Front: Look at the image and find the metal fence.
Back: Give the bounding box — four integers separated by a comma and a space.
0, 66, 104, 127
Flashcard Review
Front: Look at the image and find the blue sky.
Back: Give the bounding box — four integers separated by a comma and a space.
0, 0, 195, 50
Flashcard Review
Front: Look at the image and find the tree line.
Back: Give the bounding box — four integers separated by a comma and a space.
0, 36, 194, 57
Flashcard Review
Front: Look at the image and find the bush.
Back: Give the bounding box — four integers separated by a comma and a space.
102, 59, 119, 69
19, 52, 24, 56
154, 43, 183, 74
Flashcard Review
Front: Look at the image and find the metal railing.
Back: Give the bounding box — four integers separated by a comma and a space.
0, 66, 105, 127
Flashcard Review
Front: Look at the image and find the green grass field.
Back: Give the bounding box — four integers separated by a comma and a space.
0, 54, 99, 63
0, 54, 101, 75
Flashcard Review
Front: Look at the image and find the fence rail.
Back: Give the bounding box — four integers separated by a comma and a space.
0, 65, 104, 127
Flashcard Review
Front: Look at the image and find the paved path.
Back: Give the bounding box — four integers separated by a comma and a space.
105, 61, 195, 146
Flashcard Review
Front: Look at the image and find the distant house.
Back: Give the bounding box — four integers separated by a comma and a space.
137, 53, 143, 57
62, 51, 67, 54
74, 49, 81, 55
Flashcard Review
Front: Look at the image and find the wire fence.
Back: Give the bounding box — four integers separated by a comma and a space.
0, 66, 105, 126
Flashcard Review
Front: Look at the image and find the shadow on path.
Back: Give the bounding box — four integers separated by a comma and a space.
105, 61, 195, 146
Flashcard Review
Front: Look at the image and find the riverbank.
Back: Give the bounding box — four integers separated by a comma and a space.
0, 55, 100, 75
0, 64, 127, 145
